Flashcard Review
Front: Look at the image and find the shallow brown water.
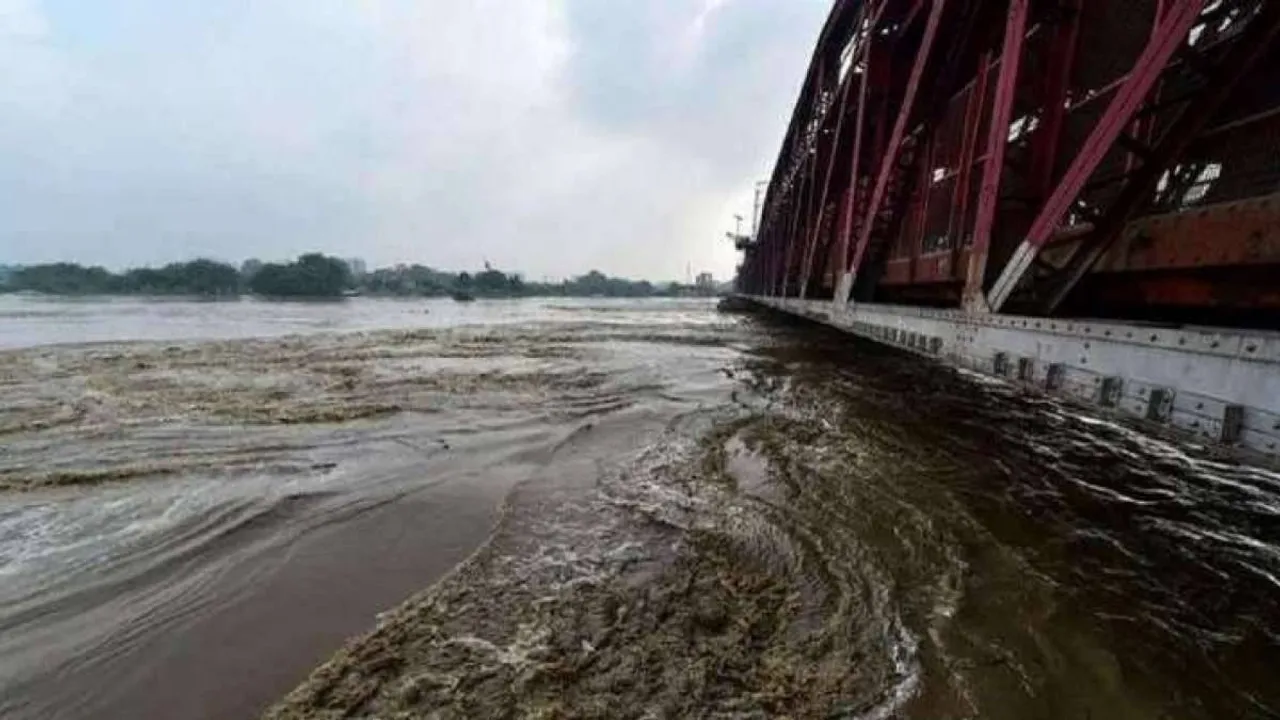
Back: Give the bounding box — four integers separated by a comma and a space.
1, 298, 1278, 719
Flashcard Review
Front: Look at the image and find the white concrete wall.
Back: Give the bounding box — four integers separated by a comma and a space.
749, 296, 1280, 461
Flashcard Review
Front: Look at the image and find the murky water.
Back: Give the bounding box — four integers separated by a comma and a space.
1, 296, 1277, 719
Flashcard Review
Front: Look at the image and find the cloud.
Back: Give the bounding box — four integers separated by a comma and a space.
0, 0, 827, 280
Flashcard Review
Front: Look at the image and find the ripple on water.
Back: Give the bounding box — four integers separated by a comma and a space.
4, 302, 1280, 719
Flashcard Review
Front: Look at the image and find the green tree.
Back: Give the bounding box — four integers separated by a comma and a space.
11, 263, 117, 294
248, 254, 352, 298
9, 260, 240, 296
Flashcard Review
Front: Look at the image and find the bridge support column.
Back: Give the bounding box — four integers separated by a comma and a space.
962, 0, 1028, 313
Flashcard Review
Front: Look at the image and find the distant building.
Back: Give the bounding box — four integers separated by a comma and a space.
693, 272, 718, 297
345, 258, 368, 277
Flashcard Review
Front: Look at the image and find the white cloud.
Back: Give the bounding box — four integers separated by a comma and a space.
0, 0, 73, 124
689, 0, 734, 44
0, 0, 47, 38
0, 0, 828, 281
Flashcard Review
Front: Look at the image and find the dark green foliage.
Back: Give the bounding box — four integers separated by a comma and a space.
8, 263, 114, 294
473, 267, 519, 296
556, 270, 657, 298
356, 264, 668, 299
6, 260, 239, 296
247, 254, 352, 298
1, 256, 702, 299
362, 264, 453, 296
119, 259, 241, 295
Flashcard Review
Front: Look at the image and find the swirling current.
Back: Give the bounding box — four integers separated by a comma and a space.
0, 296, 1276, 719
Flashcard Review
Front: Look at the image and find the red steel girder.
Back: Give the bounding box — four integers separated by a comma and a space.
756, 0, 867, 298
842, 0, 949, 301
834, 67, 872, 290
805, 1, 892, 298
1039, 0, 1280, 312
739, 0, 1279, 324
945, 51, 992, 283
1027, 0, 1083, 200
800, 28, 871, 297
986, 0, 1210, 311
962, 0, 1030, 310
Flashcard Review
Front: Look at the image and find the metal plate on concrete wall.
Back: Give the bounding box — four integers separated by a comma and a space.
751, 296, 1280, 463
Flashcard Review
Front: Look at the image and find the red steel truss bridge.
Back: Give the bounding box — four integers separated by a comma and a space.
735, 0, 1280, 459
739, 0, 1280, 323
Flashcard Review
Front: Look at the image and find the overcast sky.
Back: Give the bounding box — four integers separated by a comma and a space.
0, 0, 827, 281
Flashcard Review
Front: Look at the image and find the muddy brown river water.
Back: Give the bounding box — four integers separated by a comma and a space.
0, 296, 1277, 719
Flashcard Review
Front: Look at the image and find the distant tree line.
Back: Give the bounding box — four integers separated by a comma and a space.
363, 265, 681, 299
247, 254, 352, 298
4, 260, 242, 296
0, 256, 351, 298
0, 255, 717, 299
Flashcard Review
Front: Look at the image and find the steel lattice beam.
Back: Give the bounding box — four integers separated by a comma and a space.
841, 0, 948, 302
738, 0, 1280, 325
962, 0, 1029, 310
986, 0, 1209, 311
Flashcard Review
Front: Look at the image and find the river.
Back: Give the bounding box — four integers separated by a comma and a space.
0, 294, 1277, 719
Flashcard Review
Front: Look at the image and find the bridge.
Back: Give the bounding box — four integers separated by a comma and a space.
736, 0, 1280, 460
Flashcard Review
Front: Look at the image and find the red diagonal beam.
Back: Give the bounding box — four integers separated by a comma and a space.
947, 51, 991, 278
801, 2, 886, 299
961, 0, 1029, 310
1028, 0, 1083, 199
986, 0, 1208, 312
1043, 0, 1280, 312
842, 0, 948, 303
756, 0, 866, 282
794, 62, 833, 297
833, 38, 876, 302
800, 63, 857, 298
779, 164, 810, 296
